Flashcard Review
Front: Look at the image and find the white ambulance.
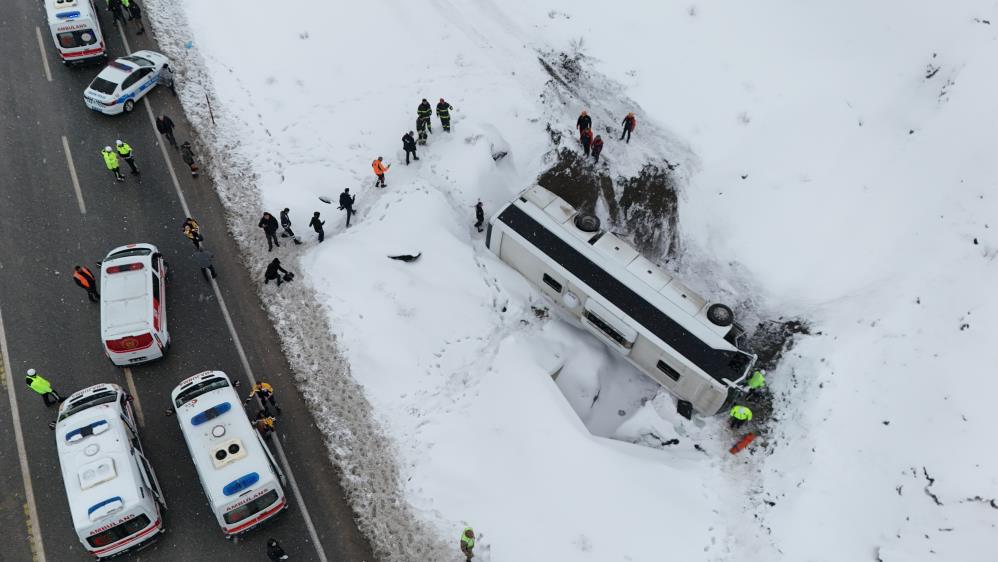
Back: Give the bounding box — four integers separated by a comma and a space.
44, 0, 107, 65
171, 371, 288, 538
100, 243, 170, 366
56, 383, 166, 558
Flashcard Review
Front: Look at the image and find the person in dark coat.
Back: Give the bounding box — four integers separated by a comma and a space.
267, 538, 289, 561
580, 128, 593, 156
264, 258, 289, 286
259, 212, 280, 251
126, 0, 145, 34
416, 118, 428, 146
308, 212, 325, 242
402, 131, 419, 165
474, 201, 485, 232
591, 135, 604, 163
620, 112, 636, 143
180, 141, 199, 177
339, 188, 356, 228
195, 250, 217, 281
576, 110, 592, 132
279, 208, 302, 244
156, 114, 178, 148
417, 98, 433, 134
436, 98, 453, 132
107, 0, 128, 26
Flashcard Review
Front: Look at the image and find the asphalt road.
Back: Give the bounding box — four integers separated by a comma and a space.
0, 6, 373, 562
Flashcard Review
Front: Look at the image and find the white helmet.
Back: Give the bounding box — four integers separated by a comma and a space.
115, 140, 123, 146
27, 368, 36, 376
104, 146, 112, 152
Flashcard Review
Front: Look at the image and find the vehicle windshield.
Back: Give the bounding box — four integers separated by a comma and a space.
57, 29, 97, 49
121, 55, 154, 67
59, 390, 117, 422
89, 77, 118, 95
86, 514, 151, 548
174, 377, 230, 408
107, 247, 152, 260
223, 490, 279, 524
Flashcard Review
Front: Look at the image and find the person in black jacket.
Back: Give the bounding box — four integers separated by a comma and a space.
308, 211, 325, 242
266, 538, 289, 561
576, 110, 592, 133
402, 131, 419, 164
279, 208, 301, 244
107, 0, 128, 26
156, 114, 178, 148
264, 258, 289, 286
339, 188, 356, 228
436, 98, 453, 132
258, 212, 280, 251
417, 98, 433, 134
474, 201, 485, 232
126, 0, 145, 34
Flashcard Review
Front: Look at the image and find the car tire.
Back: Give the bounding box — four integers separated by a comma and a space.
123, 99, 135, 113
706, 303, 734, 327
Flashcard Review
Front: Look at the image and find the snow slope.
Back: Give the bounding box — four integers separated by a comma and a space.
144, 0, 998, 560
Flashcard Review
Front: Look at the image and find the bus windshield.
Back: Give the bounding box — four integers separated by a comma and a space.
174, 377, 230, 408
86, 514, 151, 548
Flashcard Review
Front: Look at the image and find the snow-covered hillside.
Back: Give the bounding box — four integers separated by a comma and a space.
145, 1, 998, 560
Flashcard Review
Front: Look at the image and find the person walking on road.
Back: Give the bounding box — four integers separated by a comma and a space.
115, 139, 140, 175
402, 131, 419, 165
259, 212, 280, 251
266, 538, 289, 561
182, 217, 203, 250
180, 141, 199, 177
620, 112, 637, 143
729, 404, 753, 429
126, 0, 145, 34
160, 64, 176, 95
194, 249, 217, 281
280, 208, 302, 244
460, 527, 476, 561
591, 135, 604, 163
73, 265, 99, 302
25, 369, 62, 406
474, 201, 485, 232
580, 127, 593, 156
264, 258, 290, 286
245, 381, 281, 416
107, 0, 128, 27
372, 156, 390, 188
102, 146, 125, 182
156, 114, 178, 149
436, 98, 453, 132
339, 188, 356, 228
417, 98, 433, 134
576, 110, 592, 133
308, 211, 325, 242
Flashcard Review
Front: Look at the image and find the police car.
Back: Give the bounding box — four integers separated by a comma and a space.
84, 50, 169, 115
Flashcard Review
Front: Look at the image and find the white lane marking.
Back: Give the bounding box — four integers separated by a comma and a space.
123, 27, 330, 562
0, 304, 47, 561
60, 136, 87, 215
34, 27, 53, 83
122, 368, 145, 427
209, 279, 329, 562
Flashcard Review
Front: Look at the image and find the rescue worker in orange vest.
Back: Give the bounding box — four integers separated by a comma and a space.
372, 156, 390, 188
73, 265, 100, 302
244, 381, 281, 416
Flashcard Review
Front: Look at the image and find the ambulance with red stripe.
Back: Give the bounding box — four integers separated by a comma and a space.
171, 371, 288, 538
44, 0, 107, 65
100, 243, 170, 366
56, 383, 166, 558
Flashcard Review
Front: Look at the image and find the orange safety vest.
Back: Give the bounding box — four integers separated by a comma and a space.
372, 160, 387, 175
73, 268, 94, 288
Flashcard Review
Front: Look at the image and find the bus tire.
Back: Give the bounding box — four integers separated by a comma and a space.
706, 303, 734, 327
574, 213, 600, 233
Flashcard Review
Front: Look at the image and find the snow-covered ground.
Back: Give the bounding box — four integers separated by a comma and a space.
145, 1, 998, 560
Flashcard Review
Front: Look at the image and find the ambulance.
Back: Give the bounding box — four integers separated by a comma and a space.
100, 243, 170, 366
56, 384, 166, 558
44, 0, 107, 65
171, 371, 288, 538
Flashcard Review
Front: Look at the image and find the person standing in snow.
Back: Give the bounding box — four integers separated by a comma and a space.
308, 211, 325, 242
259, 212, 281, 251
73, 265, 100, 302
115, 139, 139, 175
620, 112, 636, 143
729, 404, 753, 429
591, 135, 604, 163
339, 188, 356, 228
372, 156, 390, 188
182, 217, 203, 250
746, 369, 766, 398
436, 98, 454, 132
263, 257, 289, 286
156, 114, 178, 149
576, 110, 592, 133
580, 127, 593, 156
460, 527, 476, 561
280, 208, 302, 244
474, 201, 485, 232
102, 146, 125, 182
402, 131, 419, 165
417, 98, 433, 134
416, 118, 429, 146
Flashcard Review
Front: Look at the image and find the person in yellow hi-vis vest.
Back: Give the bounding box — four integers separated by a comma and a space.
25, 369, 63, 406
460, 527, 475, 561
102, 146, 125, 182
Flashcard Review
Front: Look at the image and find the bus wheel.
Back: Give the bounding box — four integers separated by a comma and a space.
706, 303, 734, 327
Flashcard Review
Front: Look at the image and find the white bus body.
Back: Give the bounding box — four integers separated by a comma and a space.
170, 371, 287, 538
486, 185, 757, 416
56, 384, 165, 558
44, 0, 107, 64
